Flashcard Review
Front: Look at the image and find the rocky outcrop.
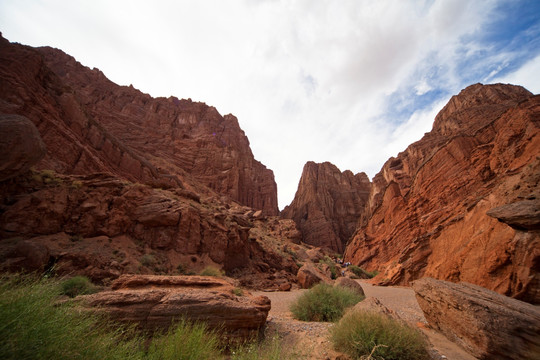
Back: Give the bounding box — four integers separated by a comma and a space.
297, 263, 333, 289
0, 114, 46, 181
282, 161, 371, 253
0, 171, 299, 285
344, 83, 540, 303
82, 275, 271, 342
413, 277, 540, 360
0, 34, 278, 215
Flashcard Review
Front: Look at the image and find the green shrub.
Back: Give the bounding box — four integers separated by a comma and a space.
318, 256, 339, 279
349, 265, 379, 279
232, 287, 244, 296
330, 310, 430, 360
290, 283, 364, 322
61, 275, 98, 298
140, 253, 156, 267
146, 319, 221, 360
0, 274, 143, 360
200, 266, 224, 277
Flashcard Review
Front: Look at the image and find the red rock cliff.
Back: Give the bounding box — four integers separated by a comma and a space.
282, 161, 371, 253
344, 83, 540, 304
0, 35, 278, 215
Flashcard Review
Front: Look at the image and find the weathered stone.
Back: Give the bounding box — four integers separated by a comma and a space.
0, 114, 46, 181
345, 83, 540, 303
487, 199, 540, 230
82, 275, 271, 342
334, 277, 365, 297
282, 161, 370, 253
297, 263, 331, 289
0, 34, 278, 215
412, 277, 540, 360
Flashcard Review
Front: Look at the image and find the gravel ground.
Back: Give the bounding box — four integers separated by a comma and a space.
254, 281, 477, 360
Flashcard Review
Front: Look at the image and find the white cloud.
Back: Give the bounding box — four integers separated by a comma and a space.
0, 0, 537, 209
493, 54, 540, 94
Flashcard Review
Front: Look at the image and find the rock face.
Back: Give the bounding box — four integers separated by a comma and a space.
82, 275, 271, 342
344, 83, 540, 303
334, 277, 365, 297
0, 171, 299, 286
0, 34, 278, 215
412, 277, 540, 360
282, 161, 371, 253
0, 114, 46, 181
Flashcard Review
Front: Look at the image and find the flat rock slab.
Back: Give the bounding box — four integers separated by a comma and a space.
413, 277, 540, 360
82, 274, 271, 342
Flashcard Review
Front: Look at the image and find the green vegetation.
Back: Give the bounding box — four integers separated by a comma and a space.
349, 265, 379, 279
330, 310, 430, 360
232, 287, 244, 296
290, 283, 364, 322
140, 253, 157, 268
61, 275, 98, 298
200, 266, 224, 277
0, 274, 142, 360
230, 334, 291, 360
318, 255, 338, 279
146, 320, 221, 360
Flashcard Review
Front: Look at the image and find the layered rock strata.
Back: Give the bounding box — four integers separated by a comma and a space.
282, 161, 371, 253
82, 275, 271, 342
413, 277, 540, 360
344, 83, 540, 303
0, 34, 278, 215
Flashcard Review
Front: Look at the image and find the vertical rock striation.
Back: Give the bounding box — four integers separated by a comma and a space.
282, 161, 371, 253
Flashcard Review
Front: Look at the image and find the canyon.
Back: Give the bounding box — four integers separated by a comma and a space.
1, 34, 539, 359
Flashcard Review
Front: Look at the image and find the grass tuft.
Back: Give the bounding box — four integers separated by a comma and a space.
61, 275, 98, 298
290, 283, 364, 322
146, 319, 221, 360
200, 266, 224, 277
230, 334, 290, 360
330, 310, 430, 360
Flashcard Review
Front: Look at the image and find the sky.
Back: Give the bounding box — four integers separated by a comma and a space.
1, 0, 539, 209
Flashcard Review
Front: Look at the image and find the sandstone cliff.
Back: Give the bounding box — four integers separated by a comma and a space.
282, 161, 371, 253
344, 83, 540, 304
0, 34, 278, 215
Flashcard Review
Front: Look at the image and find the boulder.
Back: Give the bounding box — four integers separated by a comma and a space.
0, 114, 46, 181
412, 277, 540, 360
334, 277, 365, 297
297, 263, 331, 289
82, 275, 271, 342
351, 297, 398, 320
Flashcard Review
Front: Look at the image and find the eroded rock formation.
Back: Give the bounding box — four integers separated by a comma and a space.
82, 274, 271, 342
282, 161, 371, 253
0, 34, 278, 215
344, 83, 540, 303
413, 277, 540, 360
0, 171, 299, 286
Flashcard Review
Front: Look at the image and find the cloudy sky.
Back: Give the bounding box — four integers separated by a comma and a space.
1, 0, 539, 208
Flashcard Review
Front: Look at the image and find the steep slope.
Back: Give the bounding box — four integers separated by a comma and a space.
344, 83, 540, 303
282, 161, 371, 253
0, 34, 278, 215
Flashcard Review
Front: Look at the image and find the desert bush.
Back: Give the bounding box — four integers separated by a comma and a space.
140, 253, 157, 267
232, 287, 244, 296
318, 255, 339, 279
200, 266, 224, 277
290, 283, 364, 322
0, 274, 143, 360
349, 265, 378, 279
61, 275, 98, 298
146, 319, 221, 360
330, 310, 430, 360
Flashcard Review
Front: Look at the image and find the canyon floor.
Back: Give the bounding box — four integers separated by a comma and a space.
254, 281, 477, 360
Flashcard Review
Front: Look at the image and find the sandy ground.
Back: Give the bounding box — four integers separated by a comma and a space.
253, 281, 477, 360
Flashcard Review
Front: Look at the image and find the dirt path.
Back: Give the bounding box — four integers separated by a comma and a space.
253, 281, 477, 360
